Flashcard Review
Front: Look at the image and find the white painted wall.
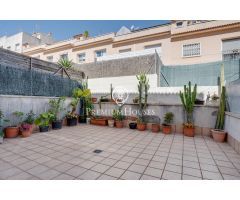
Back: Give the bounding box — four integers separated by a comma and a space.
225, 112, 240, 141
88, 74, 159, 93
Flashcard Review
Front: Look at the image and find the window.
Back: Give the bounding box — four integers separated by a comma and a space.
95, 49, 106, 58
119, 48, 131, 53
60, 53, 68, 60
222, 38, 240, 60
77, 53, 86, 63
15, 43, 20, 51
182, 43, 201, 57
47, 56, 53, 62
176, 21, 183, 28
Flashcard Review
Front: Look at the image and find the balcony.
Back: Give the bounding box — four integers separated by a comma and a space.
96, 48, 161, 61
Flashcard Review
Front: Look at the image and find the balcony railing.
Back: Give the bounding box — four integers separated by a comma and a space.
96, 48, 161, 61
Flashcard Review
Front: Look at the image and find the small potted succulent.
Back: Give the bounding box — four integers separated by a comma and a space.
132, 97, 139, 104
66, 97, 79, 126
180, 82, 197, 137
19, 110, 35, 137
5, 111, 24, 138
49, 97, 66, 130
162, 112, 174, 134
211, 86, 227, 142
34, 112, 53, 132
113, 108, 124, 128
23, 110, 35, 133
20, 123, 32, 137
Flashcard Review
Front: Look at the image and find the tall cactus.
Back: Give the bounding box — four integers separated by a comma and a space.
136, 73, 150, 122
215, 86, 226, 130
179, 82, 197, 125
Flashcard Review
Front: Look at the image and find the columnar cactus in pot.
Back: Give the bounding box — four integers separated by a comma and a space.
136, 73, 149, 131
179, 81, 197, 137
211, 86, 227, 142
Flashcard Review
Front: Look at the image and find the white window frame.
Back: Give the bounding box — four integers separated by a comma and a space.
60, 53, 68, 60
15, 43, 20, 51
182, 43, 201, 58
77, 53, 86, 63
95, 49, 106, 58
176, 21, 183, 28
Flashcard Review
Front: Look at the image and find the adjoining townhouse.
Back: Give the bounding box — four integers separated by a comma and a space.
0, 32, 55, 53
23, 20, 240, 66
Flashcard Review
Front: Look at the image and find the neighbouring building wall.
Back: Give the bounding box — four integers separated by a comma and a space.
23, 21, 240, 66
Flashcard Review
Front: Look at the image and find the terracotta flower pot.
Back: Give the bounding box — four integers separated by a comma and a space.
183, 127, 195, 137
108, 120, 115, 127
92, 97, 97, 103
137, 123, 146, 131
162, 125, 172, 134
90, 118, 108, 126
211, 129, 227, 143
152, 124, 160, 133
5, 127, 19, 138
21, 130, 32, 138
115, 121, 124, 128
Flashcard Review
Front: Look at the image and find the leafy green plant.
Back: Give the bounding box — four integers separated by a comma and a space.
136, 73, 149, 123
83, 30, 89, 38
57, 58, 73, 70
12, 111, 24, 126
23, 110, 35, 125
49, 97, 66, 121
34, 112, 54, 127
163, 112, 174, 125
179, 82, 197, 128
112, 109, 124, 121
215, 86, 226, 130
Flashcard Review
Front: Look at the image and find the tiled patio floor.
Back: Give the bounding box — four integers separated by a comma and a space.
1, 125, 240, 180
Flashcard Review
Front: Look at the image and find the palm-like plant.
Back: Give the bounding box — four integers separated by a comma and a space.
57, 58, 73, 70
83, 31, 89, 38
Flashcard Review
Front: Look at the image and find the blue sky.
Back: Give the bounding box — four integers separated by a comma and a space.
0, 20, 169, 41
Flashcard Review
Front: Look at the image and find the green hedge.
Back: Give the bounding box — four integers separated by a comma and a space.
0, 65, 80, 97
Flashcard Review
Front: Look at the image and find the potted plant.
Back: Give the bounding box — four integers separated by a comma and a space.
20, 123, 32, 137
180, 82, 197, 137
35, 112, 53, 132
129, 121, 137, 129
72, 85, 91, 124
90, 116, 108, 126
113, 108, 124, 128
49, 97, 66, 130
20, 110, 36, 137
211, 86, 227, 142
5, 111, 24, 138
136, 73, 149, 132
162, 112, 174, 134
133, 97, 139, 104
66, 97, 79, 126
